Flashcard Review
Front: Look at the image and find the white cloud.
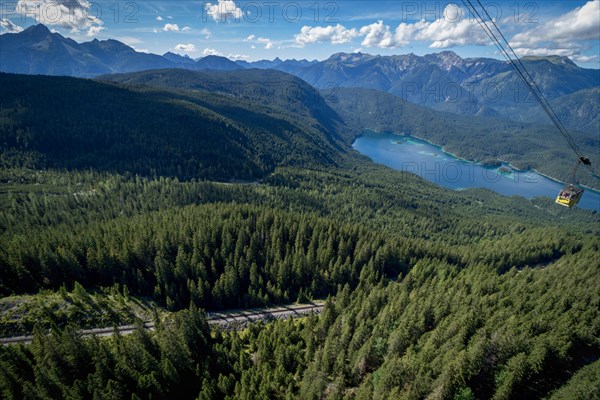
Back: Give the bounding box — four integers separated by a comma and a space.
360, 21, 397, 48
16, 0, 103, 32
203, 48, 223, 56
163, 23, 179, 32
256, 36, 275, 48
513, 47, 577, 58
201, 47, 248, 60
182, 26, 191, 31
511, 1, 600, 48
510, 1, 599, 62
132, 46, 149, 53
570, 54, 598, 63
295, 24, 360, 46
113, 36, 142, 45
228, 53, 249, 60
156, 16, 164, 21
199, 28, 212, 39
0, 18, 23, 33
414, 17, 488, 48
205, 0, 243, 22
86, 25, 105, 36
174, 43, 197, 53
360, 5, 486, 49
292, 4, 487, 49
244, 34, 278, 50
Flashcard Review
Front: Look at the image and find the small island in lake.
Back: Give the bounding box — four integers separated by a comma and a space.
480, 159, 502, 168
498, 166, 513, 175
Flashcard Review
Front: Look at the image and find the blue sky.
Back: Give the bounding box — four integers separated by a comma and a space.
1, 1, 599, 67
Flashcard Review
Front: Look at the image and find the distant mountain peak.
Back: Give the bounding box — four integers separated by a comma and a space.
521, 55, 576, 66
326, 52, 377, 63
164, 51, 190, 59
24, 23, 51, 35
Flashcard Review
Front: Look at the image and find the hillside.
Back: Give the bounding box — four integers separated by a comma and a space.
96, 69, 600, 188
0, 72, 343, 180
0, 70, 599, 400
96, 68, 343, 133
325, 87, 600, 188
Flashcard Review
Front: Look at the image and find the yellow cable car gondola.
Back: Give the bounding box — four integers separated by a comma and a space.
555, 184, 584, 208
555, 157, 590, 208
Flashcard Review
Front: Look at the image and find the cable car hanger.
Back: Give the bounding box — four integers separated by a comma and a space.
461, 0, 598, 208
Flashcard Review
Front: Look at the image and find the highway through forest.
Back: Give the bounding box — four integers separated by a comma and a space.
0, 303, 324, 346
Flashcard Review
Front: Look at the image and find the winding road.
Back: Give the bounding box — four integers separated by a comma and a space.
0, 303, 324, 345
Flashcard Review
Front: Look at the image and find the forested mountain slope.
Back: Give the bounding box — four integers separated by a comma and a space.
0, 164, 598, 399
0, 72, 343, 180
0, 69, 598, 399
325, 87, 600, 188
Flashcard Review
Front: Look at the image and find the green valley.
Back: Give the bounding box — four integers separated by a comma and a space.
0, 68, 598, 400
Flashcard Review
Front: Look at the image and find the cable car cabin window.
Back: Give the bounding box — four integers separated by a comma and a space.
555, 185, 584, 208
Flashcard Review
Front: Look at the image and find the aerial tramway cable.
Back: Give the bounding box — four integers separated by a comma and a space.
460, 0, 596, 179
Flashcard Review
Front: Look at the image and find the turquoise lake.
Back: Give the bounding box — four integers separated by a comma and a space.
352, 131, 600, 211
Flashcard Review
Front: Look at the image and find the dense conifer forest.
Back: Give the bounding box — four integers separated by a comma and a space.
0, 72, 598, 399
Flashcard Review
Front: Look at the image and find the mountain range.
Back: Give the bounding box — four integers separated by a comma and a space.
0, 24, 242, 77
1, 24, 598, 133
265, 52, 600, 130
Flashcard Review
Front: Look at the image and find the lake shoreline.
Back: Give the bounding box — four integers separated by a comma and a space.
361, 128, 600, 194
354, 130, 600, 211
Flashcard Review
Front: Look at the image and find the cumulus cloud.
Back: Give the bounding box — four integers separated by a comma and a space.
511, 1, 599, 48
203, 48, 223, 56
359, 21, 398, 48
571, 54, 598, 63
174, 43, 197, 53
205, 0, 243, 22
0, 18, 23, 33
361, 4, 486, 48
201, 47, 248, 60
132, 46, 149, 53
513, 47, 578, 57
16, 0, 102, 32
163, 23, 179, 32
413, 16, 488, 48
293, 5, 486, 49
86, 25, 105, 36
200, 28, 212, 38
228, 53, 249, 60
156, 16, 164, 21
510, 1, 599, 62
181, 26, 191, 31
245, 35, 276, 49
295, 24, 360, 46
